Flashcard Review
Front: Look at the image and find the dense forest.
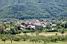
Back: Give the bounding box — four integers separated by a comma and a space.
0, 0, 67, 20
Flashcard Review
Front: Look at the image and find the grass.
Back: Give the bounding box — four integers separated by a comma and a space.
48, 41, 67, 44
18, 32, 67, 36
0, 40, 42, 44
0, 32, 67, 44
0, 40, 67, 44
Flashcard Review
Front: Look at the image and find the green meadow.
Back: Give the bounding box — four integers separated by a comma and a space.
0, 40, 67, 44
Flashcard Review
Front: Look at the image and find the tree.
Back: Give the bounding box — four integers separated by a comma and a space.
7, 35, 14, 44
29, 37, 39, 44
1, 38, 6, 44
1, 34, 7, 44
61, 30, 64, 37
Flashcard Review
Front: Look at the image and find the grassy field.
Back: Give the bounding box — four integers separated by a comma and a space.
48, 41, 67, 44
0, 32, 67, 44
0, 40, 67, 44
18, 32, 67, 36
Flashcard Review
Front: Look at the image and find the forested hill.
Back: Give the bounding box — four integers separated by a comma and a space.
0, 0, 67, 20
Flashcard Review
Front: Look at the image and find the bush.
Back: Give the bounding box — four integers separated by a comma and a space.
13, 36, 21, 41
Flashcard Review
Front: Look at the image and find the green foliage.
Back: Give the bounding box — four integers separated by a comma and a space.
13, 36, 21, 41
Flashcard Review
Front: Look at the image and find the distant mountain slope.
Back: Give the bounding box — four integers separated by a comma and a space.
0, 0, 67, 20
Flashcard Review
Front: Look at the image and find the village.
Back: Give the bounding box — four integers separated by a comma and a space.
0, 19, 67, 33
16, 19, 59, 32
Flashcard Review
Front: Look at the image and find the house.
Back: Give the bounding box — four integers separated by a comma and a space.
52, 24, 56, 27
27, 25, 35, 29
19, 19, 50, 30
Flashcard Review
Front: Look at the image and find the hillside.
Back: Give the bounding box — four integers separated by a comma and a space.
0, 0, 67, 20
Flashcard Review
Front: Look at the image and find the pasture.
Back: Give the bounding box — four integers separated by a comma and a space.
0, 40, 67, 44
0, 32, 67, 44
18, 32, 67, 36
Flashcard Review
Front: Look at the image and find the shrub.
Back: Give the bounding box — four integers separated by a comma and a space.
13, 36, 21, 41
